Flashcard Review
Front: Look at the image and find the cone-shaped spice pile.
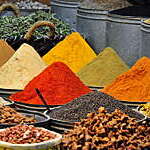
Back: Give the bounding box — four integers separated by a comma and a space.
102, 57, 150, 102
77, 47, 129, 87
10, 62, 92, 105
43, 32, 96, 73
0, 43, 47, 89
0, 40, 15, 67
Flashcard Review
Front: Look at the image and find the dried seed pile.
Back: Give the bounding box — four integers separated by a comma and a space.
15, 0, 50, 9
0, 105, 36, 124
62, 107, 150, 149
49, 91, 144, 122
80, 0, 131, 10
0, 125, 56, 144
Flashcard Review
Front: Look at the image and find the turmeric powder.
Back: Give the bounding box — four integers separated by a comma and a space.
42, 32, 96, 73
0, 40, 15, 67
102, 57, 150, 102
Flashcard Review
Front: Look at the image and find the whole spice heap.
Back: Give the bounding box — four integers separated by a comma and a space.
0, 11, 71, 39
43, 32, 96, 73
0, 40, 15, 67
102, 57, 150, 102
10, 62, 92, 105
0, 125, 56, 144
0, 43, 46, 89
80, 0, 131, 10
0, 105, 36, 124
48, 91, 144, 122
15, 0, 51, 9
77, 47, 129, 87
139, 103, 150, 117
62, 107, 150, 149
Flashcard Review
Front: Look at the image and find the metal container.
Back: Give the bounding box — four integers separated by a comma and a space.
76, 7, 108, 54
51, 0, 79, 29
141, 20, 150, 57
107, 6, 150, 66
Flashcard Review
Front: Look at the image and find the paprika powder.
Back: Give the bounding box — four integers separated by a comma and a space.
10, 62, 92, 105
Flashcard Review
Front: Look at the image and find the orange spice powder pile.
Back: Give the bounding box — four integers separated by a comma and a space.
101, 57, 150, 102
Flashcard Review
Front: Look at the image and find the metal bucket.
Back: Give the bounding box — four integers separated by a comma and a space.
76, 7, 108, 54
107, 6, 150, 66
141, 20, 150, 57
51, 0, 79, 29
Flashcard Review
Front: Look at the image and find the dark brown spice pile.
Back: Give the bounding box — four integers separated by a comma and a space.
0, 105, 36, 124
0, 125, 56, 144
62, 107, 150, 149
48, 91, 144, 122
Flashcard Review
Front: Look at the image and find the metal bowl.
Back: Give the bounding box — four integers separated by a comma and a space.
3, 97, 62, 111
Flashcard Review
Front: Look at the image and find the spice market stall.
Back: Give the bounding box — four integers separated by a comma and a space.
0, 0, 149, 150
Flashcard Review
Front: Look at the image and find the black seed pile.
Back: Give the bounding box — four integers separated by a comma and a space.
48, 91, 145, 122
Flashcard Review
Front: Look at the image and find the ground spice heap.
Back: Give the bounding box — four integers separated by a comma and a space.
102, 57, 150, 102
62, 107, 150, 150
0, 40, 15, 67
77, 47, 129, 87
0, 43, 46, 89
10, 62, 92, 105
43, 32, 96, 73
48, 91, 144, 122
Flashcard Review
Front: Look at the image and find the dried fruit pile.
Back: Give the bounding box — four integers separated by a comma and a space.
0, 105, 36, 124
62, 107, 150, 149
0, 125, 56, 144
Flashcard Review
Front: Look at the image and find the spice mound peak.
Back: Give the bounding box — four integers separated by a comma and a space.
10, 62, 91, 105
77, 47, 129, 87
0, 43, 46, 89
102, 56, 150, 102
43, 32, 96, 73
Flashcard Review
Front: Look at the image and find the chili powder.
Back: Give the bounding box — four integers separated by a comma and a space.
10, 62, 92, 105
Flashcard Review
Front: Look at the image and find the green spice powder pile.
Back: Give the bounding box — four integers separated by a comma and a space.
77, 47, 129, 87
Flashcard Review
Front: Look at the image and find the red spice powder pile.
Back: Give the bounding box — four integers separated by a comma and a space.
10, 62, 92, 105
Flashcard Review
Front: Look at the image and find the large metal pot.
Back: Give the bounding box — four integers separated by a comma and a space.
76, 7, 108, 54
141, 20, 150, 57
107, 6, 150, 66
51, 0, 79, 29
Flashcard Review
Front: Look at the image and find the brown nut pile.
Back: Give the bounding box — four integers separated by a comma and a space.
62, 107, 150, 150
0, 125, 56, 144
0, 105, 36, 124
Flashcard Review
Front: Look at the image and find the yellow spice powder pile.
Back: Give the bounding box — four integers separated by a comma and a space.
42, 32, 96, 73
